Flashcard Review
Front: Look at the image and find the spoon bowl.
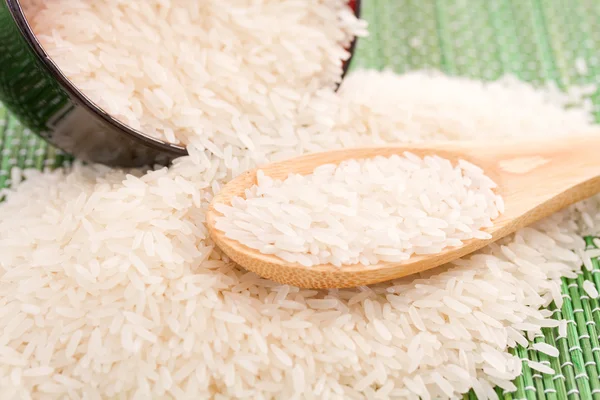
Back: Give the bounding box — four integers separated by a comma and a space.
207, 135, 600, 288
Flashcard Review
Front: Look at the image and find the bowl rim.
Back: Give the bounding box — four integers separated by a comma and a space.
6, 0, 361, 158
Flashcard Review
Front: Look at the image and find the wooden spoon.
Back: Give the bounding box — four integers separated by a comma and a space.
207, 135, 600, 289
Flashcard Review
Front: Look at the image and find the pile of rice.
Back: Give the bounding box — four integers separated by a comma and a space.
0, 0, 598, 398
214, 155, 503, 267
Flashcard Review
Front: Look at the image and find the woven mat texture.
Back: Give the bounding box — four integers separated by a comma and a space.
1, 1, 600, 399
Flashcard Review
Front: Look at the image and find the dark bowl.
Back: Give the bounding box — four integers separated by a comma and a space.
0, 0, 361, 167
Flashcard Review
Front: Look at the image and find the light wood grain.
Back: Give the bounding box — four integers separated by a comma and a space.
207, 135, 600, 289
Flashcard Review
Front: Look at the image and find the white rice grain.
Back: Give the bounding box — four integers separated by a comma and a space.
583, 280, 599, 298
527, 361, 555, 375
532, 342, 560, 357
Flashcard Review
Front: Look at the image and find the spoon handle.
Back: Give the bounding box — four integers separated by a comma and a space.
451, 135, 600, 239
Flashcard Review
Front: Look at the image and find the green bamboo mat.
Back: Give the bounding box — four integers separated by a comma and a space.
1, 1, 600, 398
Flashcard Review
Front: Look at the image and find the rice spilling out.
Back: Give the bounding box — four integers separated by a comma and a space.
215, 155, 503, 267
22, 0, 366, 148
0, 0, 598, 399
